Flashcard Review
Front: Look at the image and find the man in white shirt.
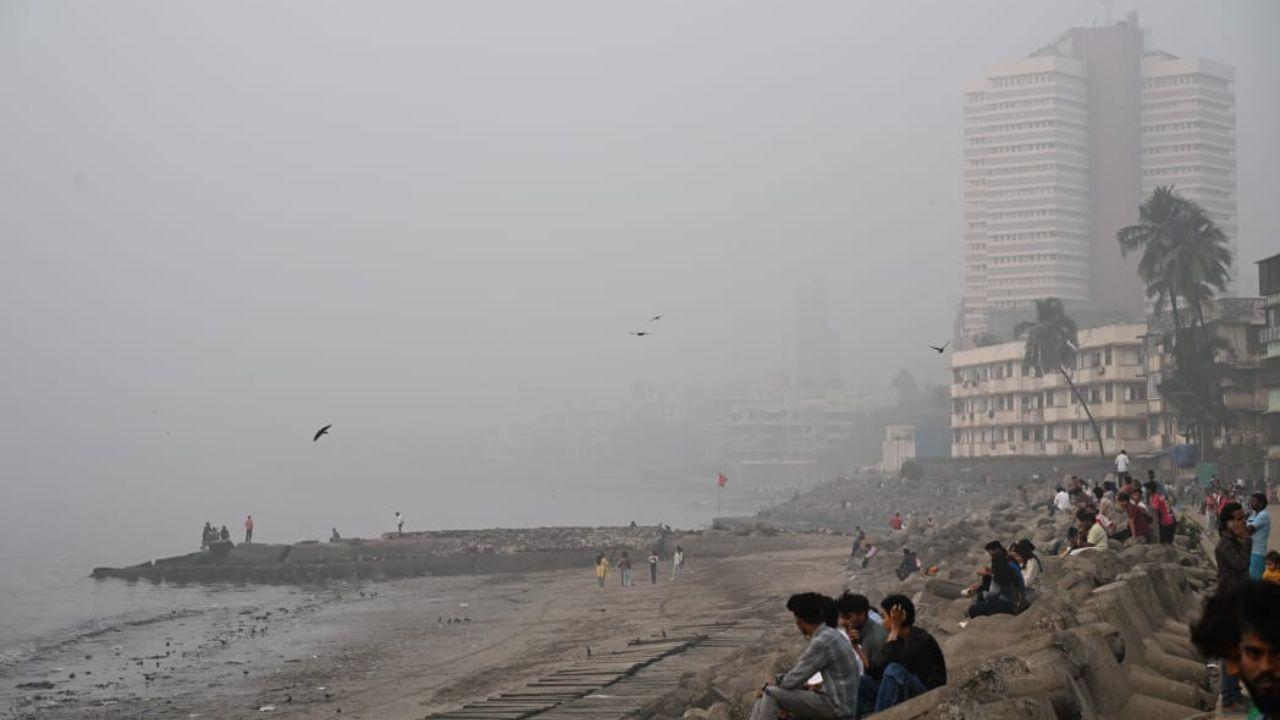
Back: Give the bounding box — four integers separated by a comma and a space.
1053, 487, 1072, 516
1115, 450, 1131, 482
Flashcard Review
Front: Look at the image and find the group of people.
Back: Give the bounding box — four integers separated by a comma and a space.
199, 515, 254, 550
960, 538, 1040, 620
1049, 470, 1177, 554
749, 591, 946, 720
1205, 490, 1278, 714
594, 546, 685, 587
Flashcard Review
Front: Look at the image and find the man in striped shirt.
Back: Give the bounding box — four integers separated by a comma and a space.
749, 593, 859, 720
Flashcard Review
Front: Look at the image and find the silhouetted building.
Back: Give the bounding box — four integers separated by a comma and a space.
793, 277, 842, 390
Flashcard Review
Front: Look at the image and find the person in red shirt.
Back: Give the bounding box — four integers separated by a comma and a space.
889, 512, 904, 531
244, 515, 254, 544
1117, 492, 1151, 543
1145, 480, 1176, 544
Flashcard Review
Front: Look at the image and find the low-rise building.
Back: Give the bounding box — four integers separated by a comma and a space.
950, 323, 1150, 458
881, 424, 917, 473
1143, 297, 1267, 455
1259, 254, 1280, 480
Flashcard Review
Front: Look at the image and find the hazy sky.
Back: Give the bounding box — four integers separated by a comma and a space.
2, 1, 1277, 539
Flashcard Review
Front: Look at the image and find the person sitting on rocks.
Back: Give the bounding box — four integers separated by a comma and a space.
1116, 491, 1152, 543
748, 593, 860, 720
895, 549, 921, 581
835, 592, 887, 717
871, 594, 946, 712
1069, 508, 1108, 554
860, 543, 879, 569
330, 528, 341, 542
1051, 486, 1070, 517
1009, 539, 1042, 604
889, 512, 904, 532
1191, 580, 1280, 718
965, 540, 1024, 618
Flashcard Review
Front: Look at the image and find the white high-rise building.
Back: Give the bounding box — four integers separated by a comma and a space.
959, 15, 1236, 340
962, 56, 1092, 336
1140, 55, 1237, 268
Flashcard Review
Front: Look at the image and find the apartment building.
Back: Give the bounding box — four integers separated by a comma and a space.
960, 14, 1236, 339
950, 324, 1150, 458
1258, 254, 1280, 480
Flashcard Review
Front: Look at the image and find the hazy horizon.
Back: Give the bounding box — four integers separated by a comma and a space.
3, 1, 1278, 560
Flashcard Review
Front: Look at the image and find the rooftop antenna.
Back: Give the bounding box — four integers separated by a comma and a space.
1102, 0, 1114, 25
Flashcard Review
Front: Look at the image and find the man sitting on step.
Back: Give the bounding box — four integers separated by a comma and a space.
749, 593, 859, 720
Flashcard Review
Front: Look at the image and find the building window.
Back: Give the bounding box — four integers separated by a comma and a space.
1105, 384, 1114, 402
1104, 348, 1112, 365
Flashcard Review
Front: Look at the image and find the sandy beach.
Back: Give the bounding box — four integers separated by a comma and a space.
5, 533, 851, 720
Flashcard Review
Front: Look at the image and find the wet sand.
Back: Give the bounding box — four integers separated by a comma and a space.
5, 533, 851, 720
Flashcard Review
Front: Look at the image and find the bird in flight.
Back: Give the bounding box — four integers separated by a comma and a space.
929, 341, 950, 354
630, 331, 651, 337
650, 314, 662, 322
313, 424, 332, 442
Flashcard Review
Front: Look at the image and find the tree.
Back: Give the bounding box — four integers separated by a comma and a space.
1117, 186, 1233, 455
891, 369, 919, 405
899, 459, 924, 481
1014, 298, 1107, 460
1116, 186, 1190, 341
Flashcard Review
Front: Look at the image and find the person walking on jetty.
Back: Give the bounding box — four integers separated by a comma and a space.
747, 593, 859, 720
594, 554, 609, 588
617, 552, 633, 587
671, 545, 685, 581
244, 515, 254, 544
1248, 492, 1272, 579
647, 551, 659, 584
395, 511, 404, 536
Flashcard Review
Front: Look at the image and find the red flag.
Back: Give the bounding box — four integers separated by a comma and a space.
717, 472, 728, 488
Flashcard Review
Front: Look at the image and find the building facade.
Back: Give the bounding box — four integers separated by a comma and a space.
1259, 254, 1280, 480
950, 324, 1150, 458
960, 14, 1236, 339
881, 424, 917, 474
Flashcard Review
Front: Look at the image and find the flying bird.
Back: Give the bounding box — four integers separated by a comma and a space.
313, 425, 332, 442
650, 314, 662, 322
629, 331, 651, 337
929, 342, 950, 354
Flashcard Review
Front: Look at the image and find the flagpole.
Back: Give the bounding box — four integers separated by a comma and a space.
717, 484, 723, 513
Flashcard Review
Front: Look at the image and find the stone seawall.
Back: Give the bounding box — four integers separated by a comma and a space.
91, 526, 673, 585
654, 498, 1219, 720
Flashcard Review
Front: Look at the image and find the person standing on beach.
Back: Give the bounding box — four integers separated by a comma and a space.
617, 552, 633, 587
647, 551, 659, 584
594, 554, 609, 588
671, 545, 685, 581
244, 515, 254, 544
395, 511, 404, 536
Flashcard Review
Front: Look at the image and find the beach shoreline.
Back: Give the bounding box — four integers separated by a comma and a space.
5, 531, 853, 720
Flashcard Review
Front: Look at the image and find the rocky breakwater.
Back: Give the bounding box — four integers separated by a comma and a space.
657, 499, 1218, 720
91, 526, 670, 585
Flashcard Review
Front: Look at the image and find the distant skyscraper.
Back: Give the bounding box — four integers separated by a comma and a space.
793, 277, 842, 390
960, 13, 1236, 339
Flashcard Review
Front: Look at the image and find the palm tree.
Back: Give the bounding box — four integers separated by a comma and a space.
1116, 186, 1188, 338
1118, 187, 1233, 456
1015, 298, 1107, 460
